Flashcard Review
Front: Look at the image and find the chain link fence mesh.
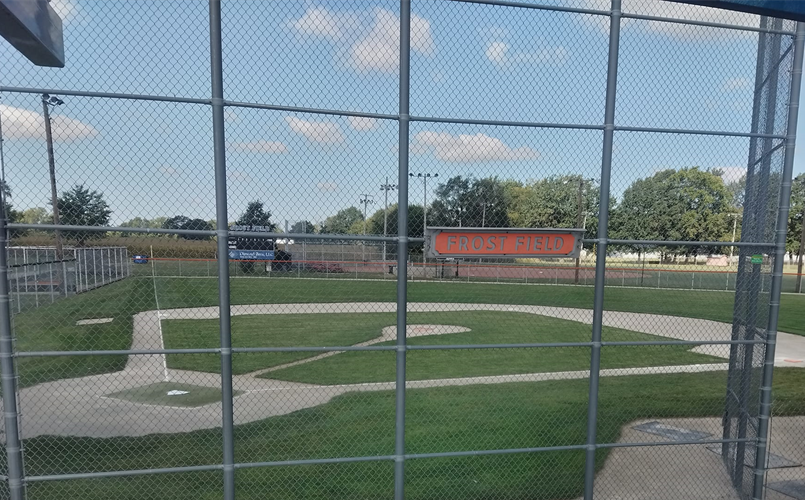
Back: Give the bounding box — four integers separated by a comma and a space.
0, 1, 803, 499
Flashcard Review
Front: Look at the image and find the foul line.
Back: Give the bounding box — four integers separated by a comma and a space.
150, 258, 170, 382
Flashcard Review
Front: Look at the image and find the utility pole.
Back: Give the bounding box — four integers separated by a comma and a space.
574, 178, 585, 285
409, 172, 438, 233
42, 94, 64, 261
729, 213, 739, 262
42, 94, 65, 295
409, 172, 438, 267
381, 178, 398, 265
359, 194, 374, 262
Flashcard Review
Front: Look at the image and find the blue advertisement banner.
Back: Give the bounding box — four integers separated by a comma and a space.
228, 250, 275, 261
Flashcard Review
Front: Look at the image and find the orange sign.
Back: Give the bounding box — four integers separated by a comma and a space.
425, 228, 583, 258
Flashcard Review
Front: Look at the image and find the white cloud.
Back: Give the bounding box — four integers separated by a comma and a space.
232, 140, 288, 153
580, 0, 759, 40
224, 109, 239, 122
290, 7, 435, 74
715, 166, 746, 183
285, 116, 345, 144
723, 77, 750, 90
412, 131, 539, 163
347, 116, 379, 131
50, 0, 79, 23
290, 7, 344, 40
159, 165, 181, 177
0, 104, 98, 141
485, 41, 508, 65
485, 41, 567, 67
316, 182, 339, 192
348, 8, 434, 73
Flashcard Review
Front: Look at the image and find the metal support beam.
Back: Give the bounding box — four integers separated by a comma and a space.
395, 2, 411, 498
208, 1, 235, 499
583, 1, 621, 499
752, 21, 805, 500
0, 187, 25, 499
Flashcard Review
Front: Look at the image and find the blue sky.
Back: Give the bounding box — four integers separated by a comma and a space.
0, 0, 798, 226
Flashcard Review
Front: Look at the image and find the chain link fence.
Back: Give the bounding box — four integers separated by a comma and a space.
0, 1, 804, 500
7, 246, 129, 312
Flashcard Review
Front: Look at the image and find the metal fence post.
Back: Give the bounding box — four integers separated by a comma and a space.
209, 1, 236, 499
82, 249, 88, 292
395, 1, 410, 498
0, 197, 26, 500
91, 249, 97, 289
753, 21, 805, 500
49, 262, 55, 303
729, 18, 783, 490
583, 1, 620, 498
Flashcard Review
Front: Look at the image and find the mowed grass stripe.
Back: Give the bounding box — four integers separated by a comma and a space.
161, 311, 721, 381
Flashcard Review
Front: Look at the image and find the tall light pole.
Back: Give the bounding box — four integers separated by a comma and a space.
359, 194, 374, 262
410, 173, 438, 268
409, 172, 438, 232
565, 177, 592, 285
42, 94, 64, 262
380, 178, 397, 264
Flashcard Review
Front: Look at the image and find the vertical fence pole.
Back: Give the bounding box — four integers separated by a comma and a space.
49, 263, 55, 303
209, 1, 236, 499
753, 21, 805, 500
395, 1, 410, 498
583, 1, 620, 499
22, 249, 28, 305
83, 249, 88, 292
0, 200, 25, 500
730, 17, 782, 489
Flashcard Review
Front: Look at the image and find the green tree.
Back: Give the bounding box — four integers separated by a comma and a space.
506, 175, 600, 240
0, 181, 21, 224
57, 185, 112, 246
429, 176, 509, 228
787, 174, 805, 257
724, 175, 746, 211
120, 216, 168, 237
611, 168, 733, 258
162, 216, 213, 240
367, 204, 426, 238
21, 207, 51, 225
320, 207, 363, 234
236, 201, 276, 230
289, 220, 315, 234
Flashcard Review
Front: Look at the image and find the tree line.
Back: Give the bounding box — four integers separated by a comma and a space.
6, 168, 805, 258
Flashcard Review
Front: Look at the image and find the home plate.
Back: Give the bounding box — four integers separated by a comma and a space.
76, 318, 113, 326
167, 390, 189, 396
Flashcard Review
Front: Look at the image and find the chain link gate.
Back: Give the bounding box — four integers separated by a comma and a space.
0, 1, 803, 499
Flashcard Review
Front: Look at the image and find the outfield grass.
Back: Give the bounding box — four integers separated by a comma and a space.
12, 275, 805, 388
20, 369, 805, 500
242, 311, 719, 383
153, 278, 805, 336
162, 313, 398, 374
14, 278, 155, 388
162, 311, 719, 379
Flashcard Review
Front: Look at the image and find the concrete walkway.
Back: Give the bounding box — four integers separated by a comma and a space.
13, 303, 805, 438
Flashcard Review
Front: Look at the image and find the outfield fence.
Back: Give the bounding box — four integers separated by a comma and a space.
1, 1, 804, 500
7, 246, 130, 313
140, 256, 805, 294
